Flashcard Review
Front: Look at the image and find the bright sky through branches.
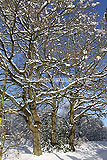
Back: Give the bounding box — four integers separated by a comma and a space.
95, 0, 107, 16
94, 0, 107, 126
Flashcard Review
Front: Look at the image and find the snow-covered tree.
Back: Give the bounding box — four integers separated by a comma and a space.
0, 0, 107, 155
58, 9, 107, 150
75, 116, 106, 141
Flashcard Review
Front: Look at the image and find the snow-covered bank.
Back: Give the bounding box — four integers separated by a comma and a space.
3, 141, 107, 160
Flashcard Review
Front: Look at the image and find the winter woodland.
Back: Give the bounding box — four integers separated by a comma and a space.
0, 0, 107, 159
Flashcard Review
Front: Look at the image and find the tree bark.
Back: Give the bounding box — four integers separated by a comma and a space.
27, 108, 42, 156
32, 129, 42, 156
18, 107, 42, 156
0, 146, 3, 160
0, 154, 2, 160
69, 123, 75, 151
51, 100, 57, 146
69, 100, 75, 151
51, 109, 56, 146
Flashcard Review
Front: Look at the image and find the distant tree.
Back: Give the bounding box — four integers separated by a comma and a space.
76, 116, 106, 141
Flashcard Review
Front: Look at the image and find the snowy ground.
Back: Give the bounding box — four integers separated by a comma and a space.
3, 141, 107, 160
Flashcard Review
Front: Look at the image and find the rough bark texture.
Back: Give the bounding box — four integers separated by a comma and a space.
32, 129, 42, 156
26, 107, 42, 156
31, 108, 42, 155
69, 124, 75, 151
51, 109, 56, 146
69, 100, 75, 151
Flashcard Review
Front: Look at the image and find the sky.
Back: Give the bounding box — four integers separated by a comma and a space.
98, 0, 107, 127
94, 0, 107, 126
95, 0, 107, 16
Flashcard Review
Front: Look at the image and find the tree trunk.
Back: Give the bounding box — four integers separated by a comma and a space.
0, 147, 3, 160
28, 108, 42, 156
69, 124, 75, 151
51, 109, 56, 146
32, 129, 42, 156
0, 155, 2, 160
69, 100, 75, 151
25, 118, 42, 156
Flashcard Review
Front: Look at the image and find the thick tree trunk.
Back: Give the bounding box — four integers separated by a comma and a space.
51, 109, 56, 146
69, 100, 75, 151
25, 115, 42, 156
32, 129, 42, 156
28, 108, 42, 156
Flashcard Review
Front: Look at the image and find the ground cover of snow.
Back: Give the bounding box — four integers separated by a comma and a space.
3, 141, 107, 160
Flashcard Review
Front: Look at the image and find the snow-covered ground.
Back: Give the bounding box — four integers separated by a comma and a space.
3, 141, 107, 160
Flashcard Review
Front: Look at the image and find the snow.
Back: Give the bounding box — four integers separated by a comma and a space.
79, 0, 85, 4
96, 56, 101, 60
3, 141, 107, 160
34, 27, 40, 32
101, 48, 107, 52
64, 63, 71, 67
83, 55, 88, 60
92, 2, 100, 7
83, 49, 87, 54
67, 4, 75, 8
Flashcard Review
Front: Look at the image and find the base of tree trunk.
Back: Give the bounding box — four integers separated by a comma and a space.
70, 143, 75, 152
0, 147, 3, 160
0, 154, 2, 160
33, 131, 42, 156
51, 108, 56, 147
69, 124, 75, 152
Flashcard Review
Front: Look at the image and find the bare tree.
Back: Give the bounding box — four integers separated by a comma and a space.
60, 16, 107, 150
0, 0, 107, 156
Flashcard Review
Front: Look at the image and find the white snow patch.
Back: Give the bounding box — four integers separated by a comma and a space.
96, 56, 101, 60
34, 27, 40, 32
101, 48, 107, 52
92, 2, 100, 7
2, 141, 107, 160
84, 55, 88, 59
79, 0, 85, 4
83, 49, 87, 54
